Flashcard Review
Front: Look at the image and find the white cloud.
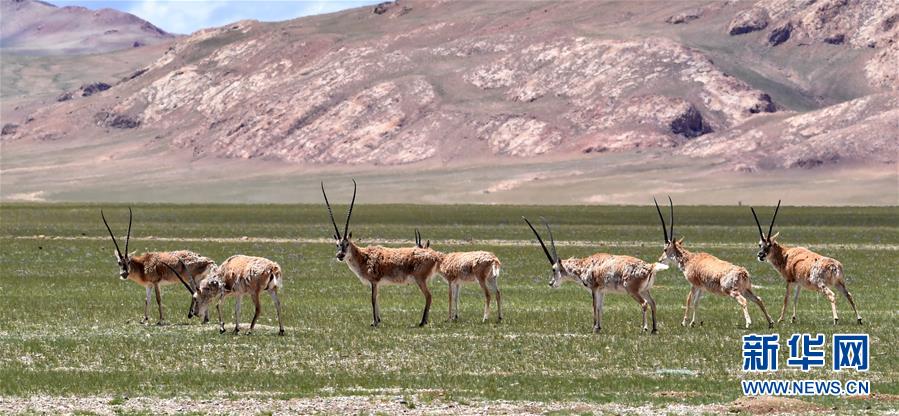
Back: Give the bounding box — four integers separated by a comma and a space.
127, 0, 230, 34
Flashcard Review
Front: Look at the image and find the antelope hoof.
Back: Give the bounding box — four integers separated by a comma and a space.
651, 328, 658, 335
140, 318, 149, 325
219, 327, 226, 334
833, 318, 838, 326
681, 320, 687, 327
768, 321, 775, 329
689, 321, 696, 328
233, 328, 240, 334
418, 321, 428, 327
202, 317, 209, 324
592, 326, 601, 334
857, 318, 863, 325
791, 316, 797, 324
642, 326, 648, 333
370, 321, 379, 327
700, 321, 704, 327
156, 320, 165, 326
278, 329, 285, 336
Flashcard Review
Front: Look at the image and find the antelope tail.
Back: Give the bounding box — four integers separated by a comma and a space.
491, 260, 501, 279
652, 263, 669, 273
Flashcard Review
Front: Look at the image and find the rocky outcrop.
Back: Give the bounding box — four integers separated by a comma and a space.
741, 0, 898, 88
666, 9, 702, 25
1, 123, 18, 135
80, 82, 112, 97
679, 93, 899, 170
728, 8, 769, 35
669, 104, 712, 138
94, 111, 140, 129
768, 22, 793, 46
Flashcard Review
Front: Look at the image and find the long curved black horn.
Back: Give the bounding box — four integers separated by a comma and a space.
523, 216, 555, 265
653, 197, 669, 243
164, 260, 194, 295
540, 216, 559, 261
750, 207, 766, 240
321, 181, 341, 239
415, 228, 421, 247
100, 209, 125, 260
667, 195, 674, 241
767, 200, 781, 239
124, 206, 132, 256
343, 179, 357, 239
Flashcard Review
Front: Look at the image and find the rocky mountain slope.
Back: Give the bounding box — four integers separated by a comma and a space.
0, 0, 173, 54
1, 0, 897, 204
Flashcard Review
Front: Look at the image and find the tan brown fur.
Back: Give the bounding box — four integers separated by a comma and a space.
437, 251, 502, 323
525, 217, 663, 333
661, 239, 773, 329
324, 180, 441, 327
119, 250, 216, 324
342, 241, 441, 326
192, 255, 284, 335
557, 253, 665, 333
750, 202, 861, 325
763, 239, 860, 324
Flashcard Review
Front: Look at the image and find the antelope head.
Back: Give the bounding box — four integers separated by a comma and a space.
414, 228, 430, 249
523, 216, 568, 288
751, 200, 781, 262
322, 179, 356, 261
654, 196, 684, 265
101, 207, 133, 280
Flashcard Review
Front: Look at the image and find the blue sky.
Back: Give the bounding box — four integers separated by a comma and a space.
52, 1, 382, 34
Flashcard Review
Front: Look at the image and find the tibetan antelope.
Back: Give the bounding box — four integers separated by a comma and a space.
101, 208, 216, 325
414, 229, 503, 323
654, 197, 774, 329
751, 201, 862, 325
170, 255, 285, 335
523, 217, 666, 334
322, 180, 441, 327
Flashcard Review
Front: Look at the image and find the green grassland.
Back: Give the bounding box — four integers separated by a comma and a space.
0, 203, 896, 412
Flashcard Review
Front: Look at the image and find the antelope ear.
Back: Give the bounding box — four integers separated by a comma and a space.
333, 233, 339, 240
425, 240, 430, 248
769, 232, 779, 241
348, 232, 352, 239
677, 237, 685, 244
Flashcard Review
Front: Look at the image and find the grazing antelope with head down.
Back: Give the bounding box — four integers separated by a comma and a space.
524, 217, 666, 334
101, 208, 216, 325
654, 197, 774, 329
414, 230, 503, 323
751, 201, 862, 325
323, 180, 441, 327
171, 255, 285, 335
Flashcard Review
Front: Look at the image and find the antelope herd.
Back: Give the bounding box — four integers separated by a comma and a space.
99, 182, 862, 335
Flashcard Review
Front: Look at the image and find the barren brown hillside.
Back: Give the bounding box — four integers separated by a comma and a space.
0, 0, 174, 54
1, 0, 897, 204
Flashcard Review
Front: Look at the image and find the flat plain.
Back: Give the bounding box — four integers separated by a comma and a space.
0, 203, 896, 414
